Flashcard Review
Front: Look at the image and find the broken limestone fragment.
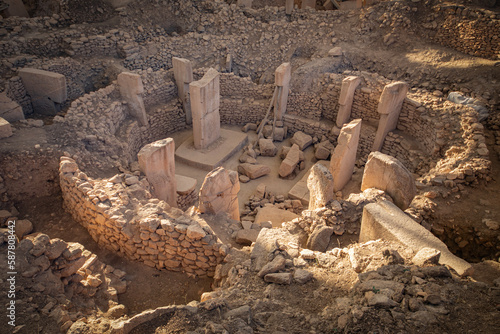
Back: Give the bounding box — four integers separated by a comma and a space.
0, 92, 24, 122
372, 81, 408, 152
307, 163, 334, 211
18, 68, 67, 116
330, 119, 362, 192
306, 225, 334, 252
290, 131, 312, 150
117, 72, 148, 126
258, 138, 277, 157
0, 117, 13, 138
137, 138, 177, 207
190, 68, 221, 149
279, 144, 301, 178
199, 167, 240, 220
172, 57, 194, 124
238, 163, 271, 180
361, 152, 416, 210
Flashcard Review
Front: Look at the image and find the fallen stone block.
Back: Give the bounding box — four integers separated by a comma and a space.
0, 117, 13, 138
235, 229, 259, 246
360, 200, 473, 276
290, 131, 312, 150
264, 272, 292, 284
306, 225, 334, 252
279, 144, 301, 178
238, 163, 271, 180
258, 138, 277, 157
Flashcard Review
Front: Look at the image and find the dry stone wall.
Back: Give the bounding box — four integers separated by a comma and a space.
59, 157, 226, 277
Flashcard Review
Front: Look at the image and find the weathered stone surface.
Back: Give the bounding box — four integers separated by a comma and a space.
190, 68, 220, 149
19, 68, 67, 115
315, 140, 333, 160
252, 228, 298, 271
186, 225, 206, 240
361, 152, 416, 210
367, 294, 399, 308
279, 144, 300, 178
117, 72, 148, 126
336, 76, 361, 128
306, 225, 334, 252
290, 131, 312, 150
360, 200, 473, 276
258, 255, 286, 278
45, 238, 69, 260
175, 174, 197, 196
274, 62, 291, 121
294, 269, 313, 284
235, 229, 259, 245
172, 57, 194, 124
236, 0, 253, 8
307, 163, 334, 210
254, 206, 299, 228
238, 163, 271, 180
301, 0, 316, 9
286, 0, 294, 14
199, 167, 240, 220
330, 119, 362, 192
0, 92, 24, 122
258, 138, 277, 157
372, 82, 408, 152
138, 138, 177, 207
264, 272, 292, 284
15, 219, 33, 239
412, 248, 441, 266
0, 117, 13, 138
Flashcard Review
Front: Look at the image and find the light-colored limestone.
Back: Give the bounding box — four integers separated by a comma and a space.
336, 76, 361, 128
360, 200, 472, 276
279, 144, 301, 178
172, 57, 194, 124
137, 138, 177, 207
117, 72, 148, 126
372, 81, 408, 152
274, 63, 291, 121
254, 206, 299, 228
361, 151, 416, 210
0, 117, 13, 138
330, 119, 362, 192
18, 68, 67, 115
307, 163, 334, 210
238, 163, 271, 180
0, 92, 24, 122
199, 167, 240, 220
190, 68, 221, 150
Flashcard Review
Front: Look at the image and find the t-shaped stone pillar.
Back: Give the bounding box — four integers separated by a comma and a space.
172, 57, 194, 125
372, 82, 408, 152
138, 138, 177, 207
199, 167, 240, 220
336, 76, 361, 128
190, 68, 221, 150
117, 72, 148, 126
274, 62, 291, 122
330, 119, 362, 192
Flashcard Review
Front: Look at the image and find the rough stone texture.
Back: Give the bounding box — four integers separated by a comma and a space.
336, 76, 361, 128
199, 167, 240, 220
254, 206, 299, 228
361, 151, 416, 210
306, 225, 334, 252
293, 269, 313, 284
330, 119, 362, 192
138, 138, 177, 207
360, 200, 473, 276
290, 131, 312, 150
372, 82, 408, 152
190, 68, 221, 150
412, 248, 441, 266
236, 0, 253, 8
274, 62, 291, 121
0, 92, 25, 122
117, 72, 148, 126
172, 57, 193, 124
258, 255, 286, 278
301, 0, 316, 9
238, 163, 271, 180
0, 117, 13, 138
18, 68, 67, 115
279, 144, 300, 178
251, 228, 298, 271
258, 138, 277, 157
307, 163, 334, 211
4, 0, 29, 17
235, 229, 259, 245
264, 272, 292, 284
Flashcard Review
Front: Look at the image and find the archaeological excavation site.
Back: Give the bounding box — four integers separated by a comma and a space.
0, 0, 499, 333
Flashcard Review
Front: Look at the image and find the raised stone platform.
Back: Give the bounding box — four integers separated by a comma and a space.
175, 128, 248, 171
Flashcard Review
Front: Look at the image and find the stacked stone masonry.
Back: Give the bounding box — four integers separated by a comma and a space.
59, 158, 225, 277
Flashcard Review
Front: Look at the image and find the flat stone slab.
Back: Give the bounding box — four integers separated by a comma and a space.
175, 128, 248, 171
254, 206, 299, 228
175, 174, 197, 195
360, 200, 473, 276
288, 160, 329, 206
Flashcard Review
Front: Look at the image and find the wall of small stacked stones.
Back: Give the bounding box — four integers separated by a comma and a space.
5, 76, 33, 115
59, 157, 225, 277
430, 5, 499, 60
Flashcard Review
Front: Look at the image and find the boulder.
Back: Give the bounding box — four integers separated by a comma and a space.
279, 144, 301, 178
258, 138, 277, 157
315, 140, 333, 160
307, 163, 334, 210
264, 273, 292, 284
306, 225, 334, 252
